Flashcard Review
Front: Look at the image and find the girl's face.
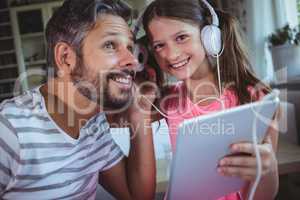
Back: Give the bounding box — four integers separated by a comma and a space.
148, 17, 210, 81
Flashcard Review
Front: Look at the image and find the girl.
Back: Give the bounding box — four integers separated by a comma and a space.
141, 0, 279, 199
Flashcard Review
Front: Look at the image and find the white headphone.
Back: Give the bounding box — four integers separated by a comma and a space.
200, 0, 222, 56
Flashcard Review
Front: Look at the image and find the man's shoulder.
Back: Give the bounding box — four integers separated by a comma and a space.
0, 87, 47, 132
0, 88, 43, 115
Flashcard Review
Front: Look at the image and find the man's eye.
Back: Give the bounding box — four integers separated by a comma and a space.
103, 41, 116, 50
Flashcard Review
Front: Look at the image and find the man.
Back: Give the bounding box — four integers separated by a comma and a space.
0, 0, 155, 199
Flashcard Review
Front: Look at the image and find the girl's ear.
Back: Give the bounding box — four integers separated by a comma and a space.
54, 42, 77, 77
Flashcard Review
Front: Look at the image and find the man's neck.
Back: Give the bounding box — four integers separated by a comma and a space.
40, 78, 101, 138
45, 78, 101, 113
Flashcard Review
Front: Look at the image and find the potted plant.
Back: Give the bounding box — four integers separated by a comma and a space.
268, 24, 300, 80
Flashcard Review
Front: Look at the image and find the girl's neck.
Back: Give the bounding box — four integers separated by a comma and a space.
184, 72, 219, 105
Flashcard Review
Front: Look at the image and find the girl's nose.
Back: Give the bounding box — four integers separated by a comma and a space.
164, 45, 181, 62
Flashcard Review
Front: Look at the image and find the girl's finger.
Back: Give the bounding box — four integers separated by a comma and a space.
219, 156, 257, 167
218, 166, 256, 178
230, 142, 255, 155
231, 142, 273, 157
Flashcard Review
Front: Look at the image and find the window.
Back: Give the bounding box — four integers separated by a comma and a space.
280, 0, 299, 28
298, 0, 300, 22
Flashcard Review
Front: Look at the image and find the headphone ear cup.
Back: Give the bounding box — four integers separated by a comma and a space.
201, 25, 222, 56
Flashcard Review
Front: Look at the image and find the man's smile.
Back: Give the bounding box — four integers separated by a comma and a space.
107, 70, 135, 90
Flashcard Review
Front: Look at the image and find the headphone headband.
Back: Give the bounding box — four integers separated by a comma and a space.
201, 0, 219, 26
132, 0, 219, 36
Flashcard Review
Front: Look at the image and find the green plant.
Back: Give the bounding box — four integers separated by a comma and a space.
268, 24, 300, 46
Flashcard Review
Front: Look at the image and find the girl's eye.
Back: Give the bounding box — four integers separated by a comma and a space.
176, 34, 189, 42
103, 41, 116, 50
153, 43, 164, 52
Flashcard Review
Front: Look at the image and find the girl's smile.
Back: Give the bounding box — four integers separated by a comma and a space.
148, 17, 210, 81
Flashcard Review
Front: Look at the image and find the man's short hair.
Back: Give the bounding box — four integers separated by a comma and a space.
45, 0, 132, 75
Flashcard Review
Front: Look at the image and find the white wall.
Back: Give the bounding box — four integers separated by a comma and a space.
286, 0, 299, 27
275, 0, 299, 28
245, 0, 277, 81
246, 0, 299, 82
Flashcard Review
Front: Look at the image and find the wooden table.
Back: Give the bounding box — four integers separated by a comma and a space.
277, 137, 300, 175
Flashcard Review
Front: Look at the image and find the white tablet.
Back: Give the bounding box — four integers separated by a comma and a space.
167, 93, 280, 200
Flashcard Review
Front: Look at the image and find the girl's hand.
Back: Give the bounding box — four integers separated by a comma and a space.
128, 66, 158, 122
107, 67, 158, 126
217, 133, 277, 181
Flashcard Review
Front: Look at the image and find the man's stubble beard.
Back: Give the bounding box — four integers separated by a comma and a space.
102, 81, 133, 112
70, 57, 134, 112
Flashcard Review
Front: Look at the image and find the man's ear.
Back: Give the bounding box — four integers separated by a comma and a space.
54, 42, 77, 77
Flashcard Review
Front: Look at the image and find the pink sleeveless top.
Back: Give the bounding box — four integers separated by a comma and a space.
162, 82, 242, 200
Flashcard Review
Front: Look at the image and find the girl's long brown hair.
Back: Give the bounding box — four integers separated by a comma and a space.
142, 0, 271, 105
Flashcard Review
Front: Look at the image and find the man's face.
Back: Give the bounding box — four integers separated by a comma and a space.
71, 14, 138, 111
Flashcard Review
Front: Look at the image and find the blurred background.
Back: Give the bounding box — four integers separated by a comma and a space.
0, 0, 299, 199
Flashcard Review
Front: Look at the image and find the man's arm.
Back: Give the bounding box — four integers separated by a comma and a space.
99, 84, 157, 200
126, 114, 156, 199
99, 115, 156, 200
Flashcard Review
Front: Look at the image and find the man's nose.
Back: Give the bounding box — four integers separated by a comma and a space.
118, 47, 139, 70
